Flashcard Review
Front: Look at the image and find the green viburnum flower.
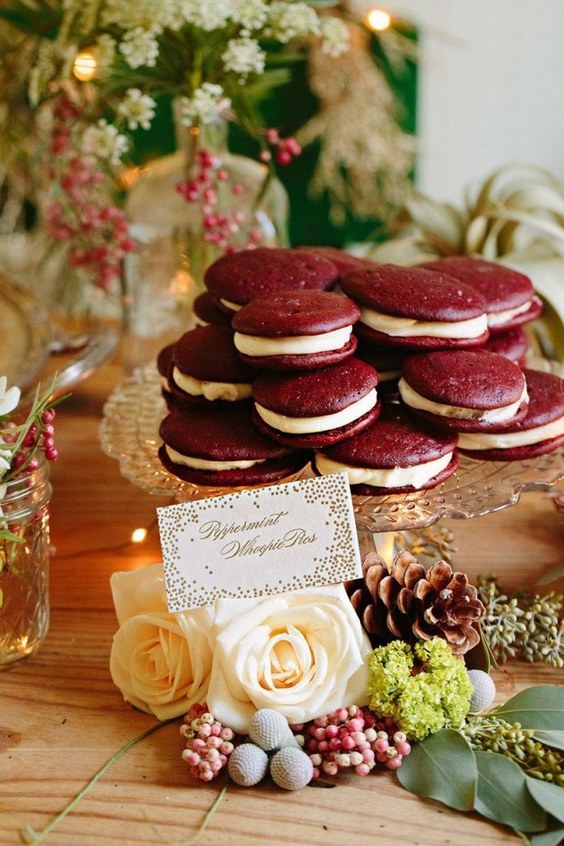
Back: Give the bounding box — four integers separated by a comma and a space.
367, 638, 473, 741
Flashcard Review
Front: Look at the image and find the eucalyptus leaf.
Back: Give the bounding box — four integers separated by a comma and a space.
494, 686, 564, 730
527, 823, 564, 846
526, 777, 564, 824
533, 731, 564, 751
397, 729, 477, 811
474, 751, 546, 832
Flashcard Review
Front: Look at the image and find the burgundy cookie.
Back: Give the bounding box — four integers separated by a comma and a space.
192, 291, 232, 326
314, 404, 458, 495
158, 403, 309, 486
481, 326, 530, 365
399, 350, 529, 432
204, 247, 339, 311
341, 264, 489, 350
232, 289, 359, 370
422, 256, 542, 333
296, 246, 375, 276
170, 325, 256, 407
157, 343, 189, 411
459, 368, 564, 460
252, 357, 380, 448
354, 337, 411, 394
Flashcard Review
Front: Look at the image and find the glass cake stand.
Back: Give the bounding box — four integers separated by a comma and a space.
99, 363, 564, 534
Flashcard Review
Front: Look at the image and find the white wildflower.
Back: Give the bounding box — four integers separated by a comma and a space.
100, 0, 176, 32
178, 83, 231, 126
119, 27, 160, 69
230, 0, 268, 31
320, 17, 350, 58
177, 0, 233, 31
0, 378, 20, 417
222, 37, 265, 77
117, 88, 157, 130
94, 33, 117, 69
265, 2, 320, 43
81, 119, 129, 166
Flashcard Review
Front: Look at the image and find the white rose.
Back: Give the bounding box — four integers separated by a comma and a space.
206, 584, 371, 734
109, 564, 214, 720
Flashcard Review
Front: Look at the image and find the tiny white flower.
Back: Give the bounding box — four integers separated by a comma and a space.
117, 88, 157, 130
0, 377, 20, 416
222, 37, 265, 76
81, 119, 129, 166
265, 2, 320, 43
101, 0, 176, 31
178, 0, 233, 31
95, 33, 117, 69
320, 17, 350, 58
178, 82, 231, 126
230, 0, 268, 31
119, 27, 160, 69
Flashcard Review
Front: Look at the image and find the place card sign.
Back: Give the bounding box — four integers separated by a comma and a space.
157, 473, 361, 611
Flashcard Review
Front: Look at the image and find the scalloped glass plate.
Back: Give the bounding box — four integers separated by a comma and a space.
99, 364, 564, 533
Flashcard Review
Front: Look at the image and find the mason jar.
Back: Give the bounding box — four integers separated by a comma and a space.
0, 453, 52, 667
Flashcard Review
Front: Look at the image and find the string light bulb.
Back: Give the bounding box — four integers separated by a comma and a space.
131, 527, 148, 544
365, 8, 392, 31
73, 50, 97, 82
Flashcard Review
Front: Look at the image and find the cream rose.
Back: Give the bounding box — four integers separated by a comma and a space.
206, 584, 371, 734
109, 564, 214, 720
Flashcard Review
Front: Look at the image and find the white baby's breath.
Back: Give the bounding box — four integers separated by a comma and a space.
100, 0, 176, 32
119, 27, 160, 69
117, 88, 157, 130
222, 37, 265, 76
230, 0, 269, 31
265, 1, 320, 42
178, 82, 232, 127
320, 16, 350, 58
81, 119, 129, 165
178, 0, 233, 31
94, 33, 117, 69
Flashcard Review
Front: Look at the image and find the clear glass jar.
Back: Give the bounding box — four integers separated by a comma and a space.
0, 454, 52, 667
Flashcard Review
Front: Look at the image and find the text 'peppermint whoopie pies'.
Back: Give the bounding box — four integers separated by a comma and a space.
252, 357, 380, 448
422, 256, 542, 333
458, 368, 564, 460
232, 289, 360, 371
314, 404, 458, 495
169, 325, 257, 406
159, 403, 309, 487
341, 264, 489, 350
204, 247, 339, 314
398, 350, 529, 432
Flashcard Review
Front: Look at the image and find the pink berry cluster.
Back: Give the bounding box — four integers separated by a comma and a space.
261, 129, 302, 166
180, 703, 240, 782
46, 96, 134, 291
291, 706, 412, 780
2, 408, 59, 474
176, 149, 263, 254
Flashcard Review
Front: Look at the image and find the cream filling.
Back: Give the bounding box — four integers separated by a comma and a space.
220, 298, 243, 312
315, 450, 453, 489
166, 445, 266, 471
255, 389, 377, 434
234, 325, 353, 357
399, 378, 528, 423
458, 416, 564, 450
172, 367, 253, 402
359, 306, 488, 339
487, 300, 531, 327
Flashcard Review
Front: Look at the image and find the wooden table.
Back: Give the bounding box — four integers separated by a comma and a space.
1, 349, 562, 845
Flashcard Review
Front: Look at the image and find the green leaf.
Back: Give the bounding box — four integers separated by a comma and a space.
474, 751, 546, 832
494, 686, 564, 730
397, 729, 477, 811
527, 823, 564, 846
533, 731, 564, 751
526, 777, 564, 824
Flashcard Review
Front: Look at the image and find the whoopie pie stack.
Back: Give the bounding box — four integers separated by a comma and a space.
156, 247, 563, 493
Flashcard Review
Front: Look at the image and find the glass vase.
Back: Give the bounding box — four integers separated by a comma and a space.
0, 454, 52, 667
121, 113, 289, 367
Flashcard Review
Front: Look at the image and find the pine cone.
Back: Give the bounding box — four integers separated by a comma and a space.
346, 550, 485, 656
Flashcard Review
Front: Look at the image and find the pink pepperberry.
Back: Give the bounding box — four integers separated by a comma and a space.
355, 763, 371, 776
374, 737, 389, 753
325, 725, 339, 739
348, 718, 364, 733
395, 741, 411, 756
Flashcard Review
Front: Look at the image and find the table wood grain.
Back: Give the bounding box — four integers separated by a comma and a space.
1, 351, 562, 845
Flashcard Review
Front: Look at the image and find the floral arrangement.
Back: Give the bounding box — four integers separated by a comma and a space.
107, 553, 564, 843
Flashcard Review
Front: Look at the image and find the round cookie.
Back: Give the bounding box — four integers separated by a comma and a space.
341, 264, 489, 350
458, 368, 564, 460
192, 291, 232, 326
314, 404, 458, 495
399, 349, 529, 432
355, 337, 411, 395
422, 256, 542, 333
252, 357, 380, 448
296, 246, 375, 277
482, 325, 530, 365
156, 343, 180, 410
232, 289, 359, 371
204, 247, 339, 313
170, 325, 256, 406
159, 402, 309, 486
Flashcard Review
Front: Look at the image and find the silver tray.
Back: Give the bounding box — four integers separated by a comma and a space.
99, 364, 564, 533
